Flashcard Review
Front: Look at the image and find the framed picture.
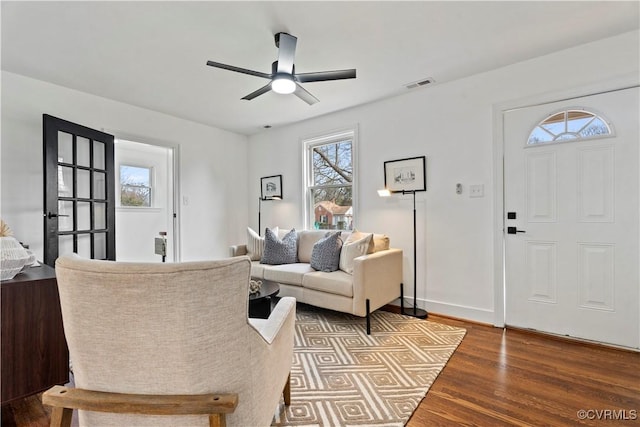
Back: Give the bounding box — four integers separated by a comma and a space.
383, 156, 426, 193
260, 174, 283, 200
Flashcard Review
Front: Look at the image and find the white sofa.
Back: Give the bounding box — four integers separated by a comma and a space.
230, 229, 403, 334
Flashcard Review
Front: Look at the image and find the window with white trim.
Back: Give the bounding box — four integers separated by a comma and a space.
527, 109, 613, 145
119, 164, 152, 207
303, 129, 356, 230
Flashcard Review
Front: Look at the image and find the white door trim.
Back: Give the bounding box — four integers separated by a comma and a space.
103, 129, 182, 262
492, 72, 640, 328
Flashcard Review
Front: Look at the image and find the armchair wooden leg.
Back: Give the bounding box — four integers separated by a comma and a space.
209, 414, 226, 427
283, 373, 291, 406
49, 407, 73, 427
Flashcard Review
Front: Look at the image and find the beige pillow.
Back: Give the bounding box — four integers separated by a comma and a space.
339, 233, 373, 274
345, 229, 390, 253
344, 229, 375, 254
246, 226, 278, 261
372, 234, 390, 252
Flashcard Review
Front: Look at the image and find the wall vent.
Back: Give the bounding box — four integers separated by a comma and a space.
405, 77, 435, 89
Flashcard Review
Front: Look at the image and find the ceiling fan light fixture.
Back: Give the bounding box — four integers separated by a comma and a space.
206, 32, 356, 104
271, 74, 296, 94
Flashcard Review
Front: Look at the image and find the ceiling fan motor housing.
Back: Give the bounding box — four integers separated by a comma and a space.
271, 61, 295, 75
274, 32, 293, 48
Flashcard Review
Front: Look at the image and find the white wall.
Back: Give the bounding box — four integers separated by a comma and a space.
1, 71, 249, 262
247, 30, 640, 324
2, 30, 637, 325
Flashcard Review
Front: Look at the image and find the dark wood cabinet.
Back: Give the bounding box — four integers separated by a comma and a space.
1, 264, 69, 405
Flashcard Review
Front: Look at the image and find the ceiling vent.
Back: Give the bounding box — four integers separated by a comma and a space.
405, 77, 435, 89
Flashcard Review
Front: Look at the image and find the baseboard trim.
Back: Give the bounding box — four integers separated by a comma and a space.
386, 298, 495, 325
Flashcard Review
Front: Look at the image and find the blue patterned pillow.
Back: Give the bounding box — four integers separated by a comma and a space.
261, 228, 298, 265
310, 232, 343, 272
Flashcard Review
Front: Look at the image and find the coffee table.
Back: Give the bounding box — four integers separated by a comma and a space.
248, 279, 280, 319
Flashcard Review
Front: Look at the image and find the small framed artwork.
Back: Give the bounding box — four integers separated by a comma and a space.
384, 156, 426, 193
260, 175, 283, 200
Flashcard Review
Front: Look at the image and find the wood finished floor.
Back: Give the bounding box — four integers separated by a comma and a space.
2, 312, 639, 426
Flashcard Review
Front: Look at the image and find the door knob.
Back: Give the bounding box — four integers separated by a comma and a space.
507, 226, 526, 234
46, 212, 70, 219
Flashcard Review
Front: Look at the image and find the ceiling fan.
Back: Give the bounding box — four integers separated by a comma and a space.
206, 32, 356, 105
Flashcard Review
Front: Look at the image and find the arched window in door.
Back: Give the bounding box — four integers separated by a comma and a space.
527, 109, 613, 145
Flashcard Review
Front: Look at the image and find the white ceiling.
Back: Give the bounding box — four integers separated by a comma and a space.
2, 1, 639, 135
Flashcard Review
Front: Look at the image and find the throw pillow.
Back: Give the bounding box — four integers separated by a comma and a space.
344, 229, 375, 254
246, 226, 278, 261
261, 228, 298, 265
339, 233, 373, 274
372, 233, 390, 252
310, 232, 343, 272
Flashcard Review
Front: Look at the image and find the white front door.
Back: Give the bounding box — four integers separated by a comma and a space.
504, 87, 639, 349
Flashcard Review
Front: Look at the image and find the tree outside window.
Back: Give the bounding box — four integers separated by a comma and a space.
120, 165, 152, 207
306, 132, 355, 230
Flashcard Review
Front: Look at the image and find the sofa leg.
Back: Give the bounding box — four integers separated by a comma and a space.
366, 299, 371, 335
400, 282, 404, 313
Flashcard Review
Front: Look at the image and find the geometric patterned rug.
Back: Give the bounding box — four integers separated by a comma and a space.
272, 304, 466, 426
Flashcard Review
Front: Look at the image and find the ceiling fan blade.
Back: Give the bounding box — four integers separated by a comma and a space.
296, 69, 357, 83
241, 83, 272, 101
293, 83, 319, 105
276, 33, 297, 74
206, 61, 272, 79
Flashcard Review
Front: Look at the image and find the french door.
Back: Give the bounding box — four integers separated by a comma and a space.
43, 115, 116, 266
504, 87, 639, 348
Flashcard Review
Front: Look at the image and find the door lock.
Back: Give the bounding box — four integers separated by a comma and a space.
507, 226, 526, 234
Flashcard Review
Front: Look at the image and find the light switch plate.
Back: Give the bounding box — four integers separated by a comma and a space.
469, 184, 484, 198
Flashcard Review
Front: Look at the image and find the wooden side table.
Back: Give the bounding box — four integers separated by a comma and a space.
1, 264, 69, 405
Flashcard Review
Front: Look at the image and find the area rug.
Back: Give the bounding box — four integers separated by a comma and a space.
272, 304, 466, 426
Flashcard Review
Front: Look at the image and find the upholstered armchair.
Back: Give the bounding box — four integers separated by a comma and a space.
44, 254, 296, 427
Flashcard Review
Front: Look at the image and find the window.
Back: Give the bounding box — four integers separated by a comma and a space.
527, 109, 612, 145
120, 165, 152, 207
304, 128, 356, 230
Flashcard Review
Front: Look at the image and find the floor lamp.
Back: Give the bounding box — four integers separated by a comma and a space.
378, 188, 428, 319
258, 196, 281, 236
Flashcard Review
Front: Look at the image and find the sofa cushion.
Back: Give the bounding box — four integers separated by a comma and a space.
250, 261, 267, 279
303, 270, 353, 297
310, 232, 343, 272
339, 233, 373, 274
261, 228, 297, 265
297, 230, 328, 263
263, 263, 313, 286
246, 226, 279, 261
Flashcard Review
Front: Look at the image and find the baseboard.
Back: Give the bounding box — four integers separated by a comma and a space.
387, 297, 496, 325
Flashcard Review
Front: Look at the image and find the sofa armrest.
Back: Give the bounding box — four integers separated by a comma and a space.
352, 248, 403, 316
230, 244, 248, 257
